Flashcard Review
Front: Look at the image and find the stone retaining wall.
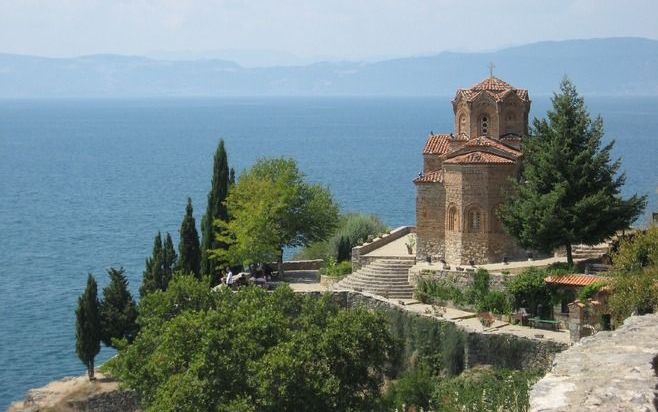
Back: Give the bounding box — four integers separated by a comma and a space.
306, 290, 566, 373
408, 265, 509, 291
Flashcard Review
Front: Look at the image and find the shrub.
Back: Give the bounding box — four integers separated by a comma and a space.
578, 280, 607, 302
319, 257, 352, 278
478, 291, 512, 315
431, 367, 541, 412
381, 367, 435, 411
506, 267, 553, 316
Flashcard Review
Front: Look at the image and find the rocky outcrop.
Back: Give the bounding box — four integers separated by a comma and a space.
8, 373, 139, 412
530, 313, 658, 411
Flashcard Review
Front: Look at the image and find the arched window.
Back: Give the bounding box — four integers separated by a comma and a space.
447, 206, 459, 231
458, 114, 467, 135
468, 208, 482, 233
480, 115, 489, 136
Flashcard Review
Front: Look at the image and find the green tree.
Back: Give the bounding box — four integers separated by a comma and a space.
609, 226, 658, 322
499, 78, 646, 265
162, 232, 177, 286
140, 232, 176, 297
177, 198, 202, 277
108, 284, 394, 411
75, 273, 101, 380
99, 267, 138, 348
201, 139, 231, 281
140, 232, 163, 297
213, 158, 339, 274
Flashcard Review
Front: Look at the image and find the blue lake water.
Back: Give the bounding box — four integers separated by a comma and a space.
1, 96, 657, 408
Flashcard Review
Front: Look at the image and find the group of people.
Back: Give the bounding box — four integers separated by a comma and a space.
219, 262, 276, 289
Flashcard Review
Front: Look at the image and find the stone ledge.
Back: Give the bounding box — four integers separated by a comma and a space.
530, 313, 658, 412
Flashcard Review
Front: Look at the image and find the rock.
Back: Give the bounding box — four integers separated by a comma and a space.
530, 313, 658, 412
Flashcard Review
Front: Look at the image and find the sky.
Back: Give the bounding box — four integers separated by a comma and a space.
1, 0, 657, 65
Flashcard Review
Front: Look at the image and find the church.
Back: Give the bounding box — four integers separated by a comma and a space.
414, 75, 531, 265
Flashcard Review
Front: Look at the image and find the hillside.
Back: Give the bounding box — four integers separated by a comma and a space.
1, 37, 657, 97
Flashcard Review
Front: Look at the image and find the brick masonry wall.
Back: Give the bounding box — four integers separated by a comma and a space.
415, 183, 445, 261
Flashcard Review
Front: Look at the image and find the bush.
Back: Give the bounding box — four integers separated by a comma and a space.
415, 277, 464, 306
294, 213, 388, 261
506, 267, 553, 317
478, 291, 512, 315
381, 367, 435, 411
319, 257, 352, 278
431, 367, 541, 412
578, 280, 607, 301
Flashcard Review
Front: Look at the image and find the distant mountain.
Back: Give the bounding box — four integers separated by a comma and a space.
1, 37, 657, 97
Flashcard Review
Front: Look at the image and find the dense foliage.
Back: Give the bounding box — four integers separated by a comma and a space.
98, 267, 138, 348
177, 197, 202, 278
213, 158, 339, 270
75, 273, 101, 380
609, 226, 658, 322
200, 139, 233, 281
108, 277, 395, 411
430, 367, 540, 412
499, 78, 646, 265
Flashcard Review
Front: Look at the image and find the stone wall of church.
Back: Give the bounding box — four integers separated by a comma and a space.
415, 183, 445, 261
423, 154, 442, 173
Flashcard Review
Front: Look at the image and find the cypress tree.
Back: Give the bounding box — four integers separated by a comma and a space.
99, 267, 138, 348
499, 78, 646, 265
140, 232, 178, 297
140, 232, 163, 297
201, 139, 231, 279
162, 232, 177, 289
177, 197, 202, 277
75, 273, 101, 380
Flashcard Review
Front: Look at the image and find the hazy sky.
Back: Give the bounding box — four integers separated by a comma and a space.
1, 0, 657, 62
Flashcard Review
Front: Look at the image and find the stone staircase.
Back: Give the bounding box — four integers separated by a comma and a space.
571, 243, 610, 260
334, 257, 416, 299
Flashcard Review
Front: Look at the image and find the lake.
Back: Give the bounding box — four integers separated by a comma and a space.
1, 96, 657, 408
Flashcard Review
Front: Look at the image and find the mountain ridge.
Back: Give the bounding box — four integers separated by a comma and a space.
1, 37, 657, 97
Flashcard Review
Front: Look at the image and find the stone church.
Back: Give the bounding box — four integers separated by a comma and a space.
414, 75, 530, 265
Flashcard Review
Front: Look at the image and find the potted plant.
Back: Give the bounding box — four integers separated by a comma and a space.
405, 234, 417, 255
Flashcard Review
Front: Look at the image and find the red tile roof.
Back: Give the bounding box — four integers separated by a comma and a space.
423, 134, 453, 155
455, 76, 529, 102
464, 136, 522, 156
443, 151, 515, 165
471, 76, 513, 91
544, 274, 608, 287
414, 170, 444, 183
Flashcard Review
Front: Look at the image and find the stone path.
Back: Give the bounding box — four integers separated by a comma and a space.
284, 274, 570, 344
362, 233, 416, 257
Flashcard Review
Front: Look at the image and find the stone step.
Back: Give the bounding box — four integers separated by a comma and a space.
339, 278, 413, 288
347, 277, 411, 286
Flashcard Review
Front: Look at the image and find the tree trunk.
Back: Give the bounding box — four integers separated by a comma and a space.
88, 359, 95, 381
278, 249, 285, 279
565, 242, 573, 267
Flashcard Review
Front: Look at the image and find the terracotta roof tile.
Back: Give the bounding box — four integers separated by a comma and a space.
464, 136, 522, 156
470, 76, 513, 91
544, 274, 608, 287
423, 134, 452, 155
443, 151, 515, 165
455, 76, 529, 102
414, 170, 444, 183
